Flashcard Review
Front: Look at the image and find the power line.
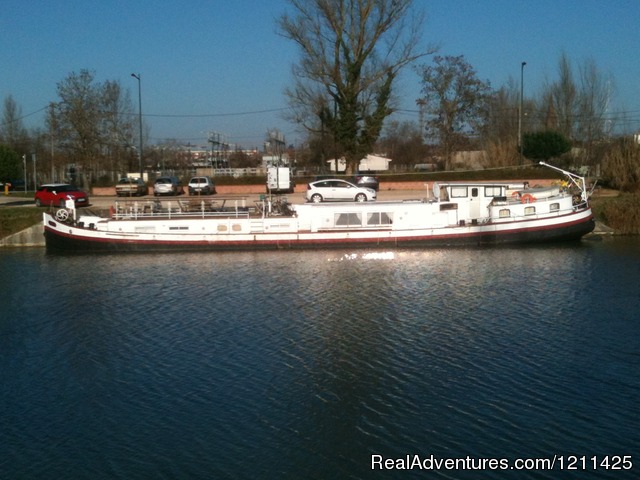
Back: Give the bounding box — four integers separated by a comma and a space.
140, 107, 289, 118
0, 105, 49, 127
1, 105, 290, 127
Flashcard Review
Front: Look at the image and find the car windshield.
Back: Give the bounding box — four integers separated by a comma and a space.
55, 185, 74, 192
156, 178, 170, 184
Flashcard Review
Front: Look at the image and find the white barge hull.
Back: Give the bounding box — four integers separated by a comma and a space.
43, 207, 595, 252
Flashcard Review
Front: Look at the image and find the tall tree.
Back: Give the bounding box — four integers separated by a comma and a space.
550, 53, 577, 140
541, 53, 614, 166
49, 70, 137, 183
278, 0, 432, 174
53, 70, 103, 164
575, 58, 614, 162
416, 55, 492, 170
100, 80, 135, 178
1, 95, 30, 154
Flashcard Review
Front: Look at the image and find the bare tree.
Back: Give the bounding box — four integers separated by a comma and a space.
548, 53, 577, 140
540, 53, 614, 166
48, 70, 137, 184
101, 80, 135, 179
416, 55, 492, 170
278, 0, 432, 174
378, 120, 426, 167
481, 79, 537, 167
575, 58, 614, 163
52, 70, 103, 166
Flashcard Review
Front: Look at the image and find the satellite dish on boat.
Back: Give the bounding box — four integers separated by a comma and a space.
433, 182, 440, 200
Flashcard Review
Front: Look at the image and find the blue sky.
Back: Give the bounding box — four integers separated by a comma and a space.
2, 0, 639, 149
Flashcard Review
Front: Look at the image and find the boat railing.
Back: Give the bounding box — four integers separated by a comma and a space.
112, 198, 253, 220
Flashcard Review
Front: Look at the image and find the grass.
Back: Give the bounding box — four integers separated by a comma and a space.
0, 207, 43, 238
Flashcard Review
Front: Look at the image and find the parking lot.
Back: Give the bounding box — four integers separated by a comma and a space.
84, 189, 429, 209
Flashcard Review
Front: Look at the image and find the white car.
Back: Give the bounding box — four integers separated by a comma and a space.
188, 176, 216, 195
306, 179, 376, 203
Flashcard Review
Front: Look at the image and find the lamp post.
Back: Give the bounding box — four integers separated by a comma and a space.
131, 73, 144, 180
518, 62, 526, 163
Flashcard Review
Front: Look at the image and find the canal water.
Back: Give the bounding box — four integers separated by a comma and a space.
1, 238, 638, 479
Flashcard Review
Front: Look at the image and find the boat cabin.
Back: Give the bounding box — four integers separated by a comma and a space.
435, 182, 514, 224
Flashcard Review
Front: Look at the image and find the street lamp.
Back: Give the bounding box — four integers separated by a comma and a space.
131, 73, 144, 179
518, 62, 526, 163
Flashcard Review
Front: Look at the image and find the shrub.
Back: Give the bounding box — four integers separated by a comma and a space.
591, 192, 640, 234
522, 130, 572, 161
601, 138, 640, 192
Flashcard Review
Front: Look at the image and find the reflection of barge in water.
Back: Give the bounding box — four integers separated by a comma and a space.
43, 163, 595, 253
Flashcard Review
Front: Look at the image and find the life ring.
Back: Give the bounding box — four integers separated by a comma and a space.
511, 191, 521, 199
520, 193, 536, 204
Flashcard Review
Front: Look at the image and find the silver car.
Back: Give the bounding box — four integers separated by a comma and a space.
306, 179, 376, 203
154, 176, 181, 196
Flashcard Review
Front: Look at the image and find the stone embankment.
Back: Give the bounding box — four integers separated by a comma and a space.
0, 223, 45, 247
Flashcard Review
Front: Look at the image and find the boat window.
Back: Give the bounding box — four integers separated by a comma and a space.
450, 186, 468, 198
367, 212, 393, 226
440, 203, 457, 211
471, 187, 478, 197
335, 212, 361, 226
524, 206, 536, 215
550, 203, 559, 211
485, 186, 502, 197
499, 209, 510, 218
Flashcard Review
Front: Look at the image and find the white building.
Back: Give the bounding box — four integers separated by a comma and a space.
327, 154, 391, 172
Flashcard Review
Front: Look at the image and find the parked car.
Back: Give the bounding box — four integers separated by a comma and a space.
34, 184, 89, 207
188, 176, 216, 195
115, 177, 147, 197
154, 176, 181, 196
6, 179, 26, 191
306, 179, 376, 203
353, 174, 379, 191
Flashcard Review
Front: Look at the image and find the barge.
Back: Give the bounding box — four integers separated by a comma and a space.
43, 163, 595, 253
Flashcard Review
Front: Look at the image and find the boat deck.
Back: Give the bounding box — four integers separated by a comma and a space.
109, 196, 293, 220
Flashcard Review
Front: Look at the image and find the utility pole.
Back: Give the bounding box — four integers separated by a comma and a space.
518, 61, 526, 164
32, 153, 37, 190
131, 73, 144, 179
22, 154, 27, 192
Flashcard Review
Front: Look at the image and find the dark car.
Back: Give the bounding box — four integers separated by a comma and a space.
6, 179, 26, 191
34, 183, 89, 207
353, 174, 379, 191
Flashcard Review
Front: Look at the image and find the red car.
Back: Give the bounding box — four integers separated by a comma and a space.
34, 183, 89, 207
